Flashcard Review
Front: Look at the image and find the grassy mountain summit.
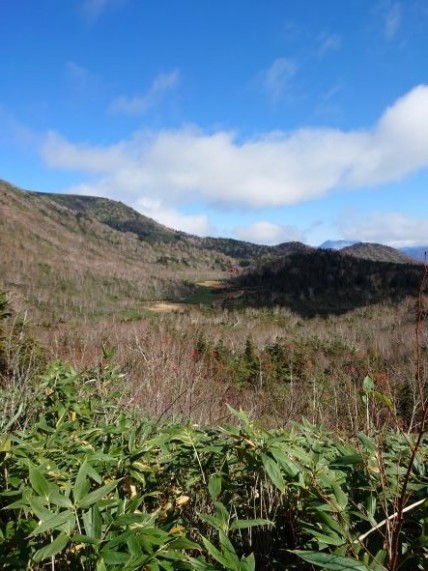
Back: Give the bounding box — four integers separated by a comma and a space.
341, 242, 417, 264
40, 192, 184, 243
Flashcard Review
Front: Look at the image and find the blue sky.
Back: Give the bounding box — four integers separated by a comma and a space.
1, 0, 428, 247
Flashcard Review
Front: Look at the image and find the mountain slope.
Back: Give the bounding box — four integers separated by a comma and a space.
1, 179, 423, 322
341, 242, 418, 264
199, 236, 313, 262
41, 192, 183, 243
227, 249, 422, 316
0, 181, 233, 323
42, 191, 312, 261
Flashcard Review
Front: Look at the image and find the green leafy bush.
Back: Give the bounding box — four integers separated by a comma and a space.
1, 362, 427, 569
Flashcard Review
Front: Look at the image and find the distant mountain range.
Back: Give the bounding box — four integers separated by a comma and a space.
399, 246, 427, 263
0, 178, 424, 321
319, 240, 361, 250
320, 239, 427, 263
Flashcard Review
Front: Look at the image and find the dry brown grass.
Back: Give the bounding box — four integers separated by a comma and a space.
0, 181, 232, 325
33, 294, 421, 431
2, 180, 425, 431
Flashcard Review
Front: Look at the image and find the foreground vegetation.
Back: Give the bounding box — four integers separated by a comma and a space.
1, 290, 428, 570
1, 362, 428, 570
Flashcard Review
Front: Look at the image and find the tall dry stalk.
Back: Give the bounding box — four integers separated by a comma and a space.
387, 257, 428, 571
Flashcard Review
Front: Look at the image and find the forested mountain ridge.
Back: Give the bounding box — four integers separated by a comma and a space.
40, 191, 185, 243
229, 249, 422, 316
341, 242, 417, 264
39, 188, 314, 261
0, 178, 422, 321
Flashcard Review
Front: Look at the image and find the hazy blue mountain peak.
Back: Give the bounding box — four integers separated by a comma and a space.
319, 240, 361, 250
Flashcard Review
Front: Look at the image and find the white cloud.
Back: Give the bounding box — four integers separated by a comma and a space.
62, 180, 213, 236
384, 2, 402, 39
109, 70, 180, 115
41, 85, 428, 230
65, 62, 100, 96
342, 85, 428, 186
133, 197, 212, 236
338, 212, 428, 248
42, 132, 127, 174
234, 221, 305, 245
318, 33, 342, 55
263, 58, 297, 103
80, 0, 123, 22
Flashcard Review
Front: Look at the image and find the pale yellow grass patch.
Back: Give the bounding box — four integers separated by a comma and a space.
144, 301, 189, 313
196, 280, 227, 289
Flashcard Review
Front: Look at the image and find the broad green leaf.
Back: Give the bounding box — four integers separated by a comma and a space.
30, 509, 74, 536
200, 502, 229, 533
201, 536, 235, 568
230, 518, 272, 530
241, 552, 256, 571
225, 405, 252, 425
86, 462, 103, 484
49, 489, 73, 509
331, 482, 348, 510
368, 549, 387, 570
372, 391, 393, 410
83, 507, 96, 540
293, 550, 370, 570
302, 527, 345, 546
213, 501, 230, 526
29, 465, 50, 501
32, 532, 69, 562
96, 559, 108, 571
92, 504, 102, 541
331, 454, 363, 467
366, 494, 377, 520
200, 513, 224, 532
0, 434, 12, 452
219, 530, 240, 566
115, 512, 153, 527
168, 536, 201, 550
74, 459, 90, 504
100, 550, 129, 564
357, 433, 377, 452
287, 445, 312, 464
28, 496, 54, 520
262, 454, 285, 492
127, 534, 142, 559
78, 480, 119, 508
102, 530, 137, 551
269, 447, 300, 476
315, 511, 346, 536
70, 533, 99, 545
362, 376, 375, 393
208, 472, 222, 501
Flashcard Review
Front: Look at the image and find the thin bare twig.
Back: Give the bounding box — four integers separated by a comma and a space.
358, 497, 427, 543
388, 257, 428, 571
